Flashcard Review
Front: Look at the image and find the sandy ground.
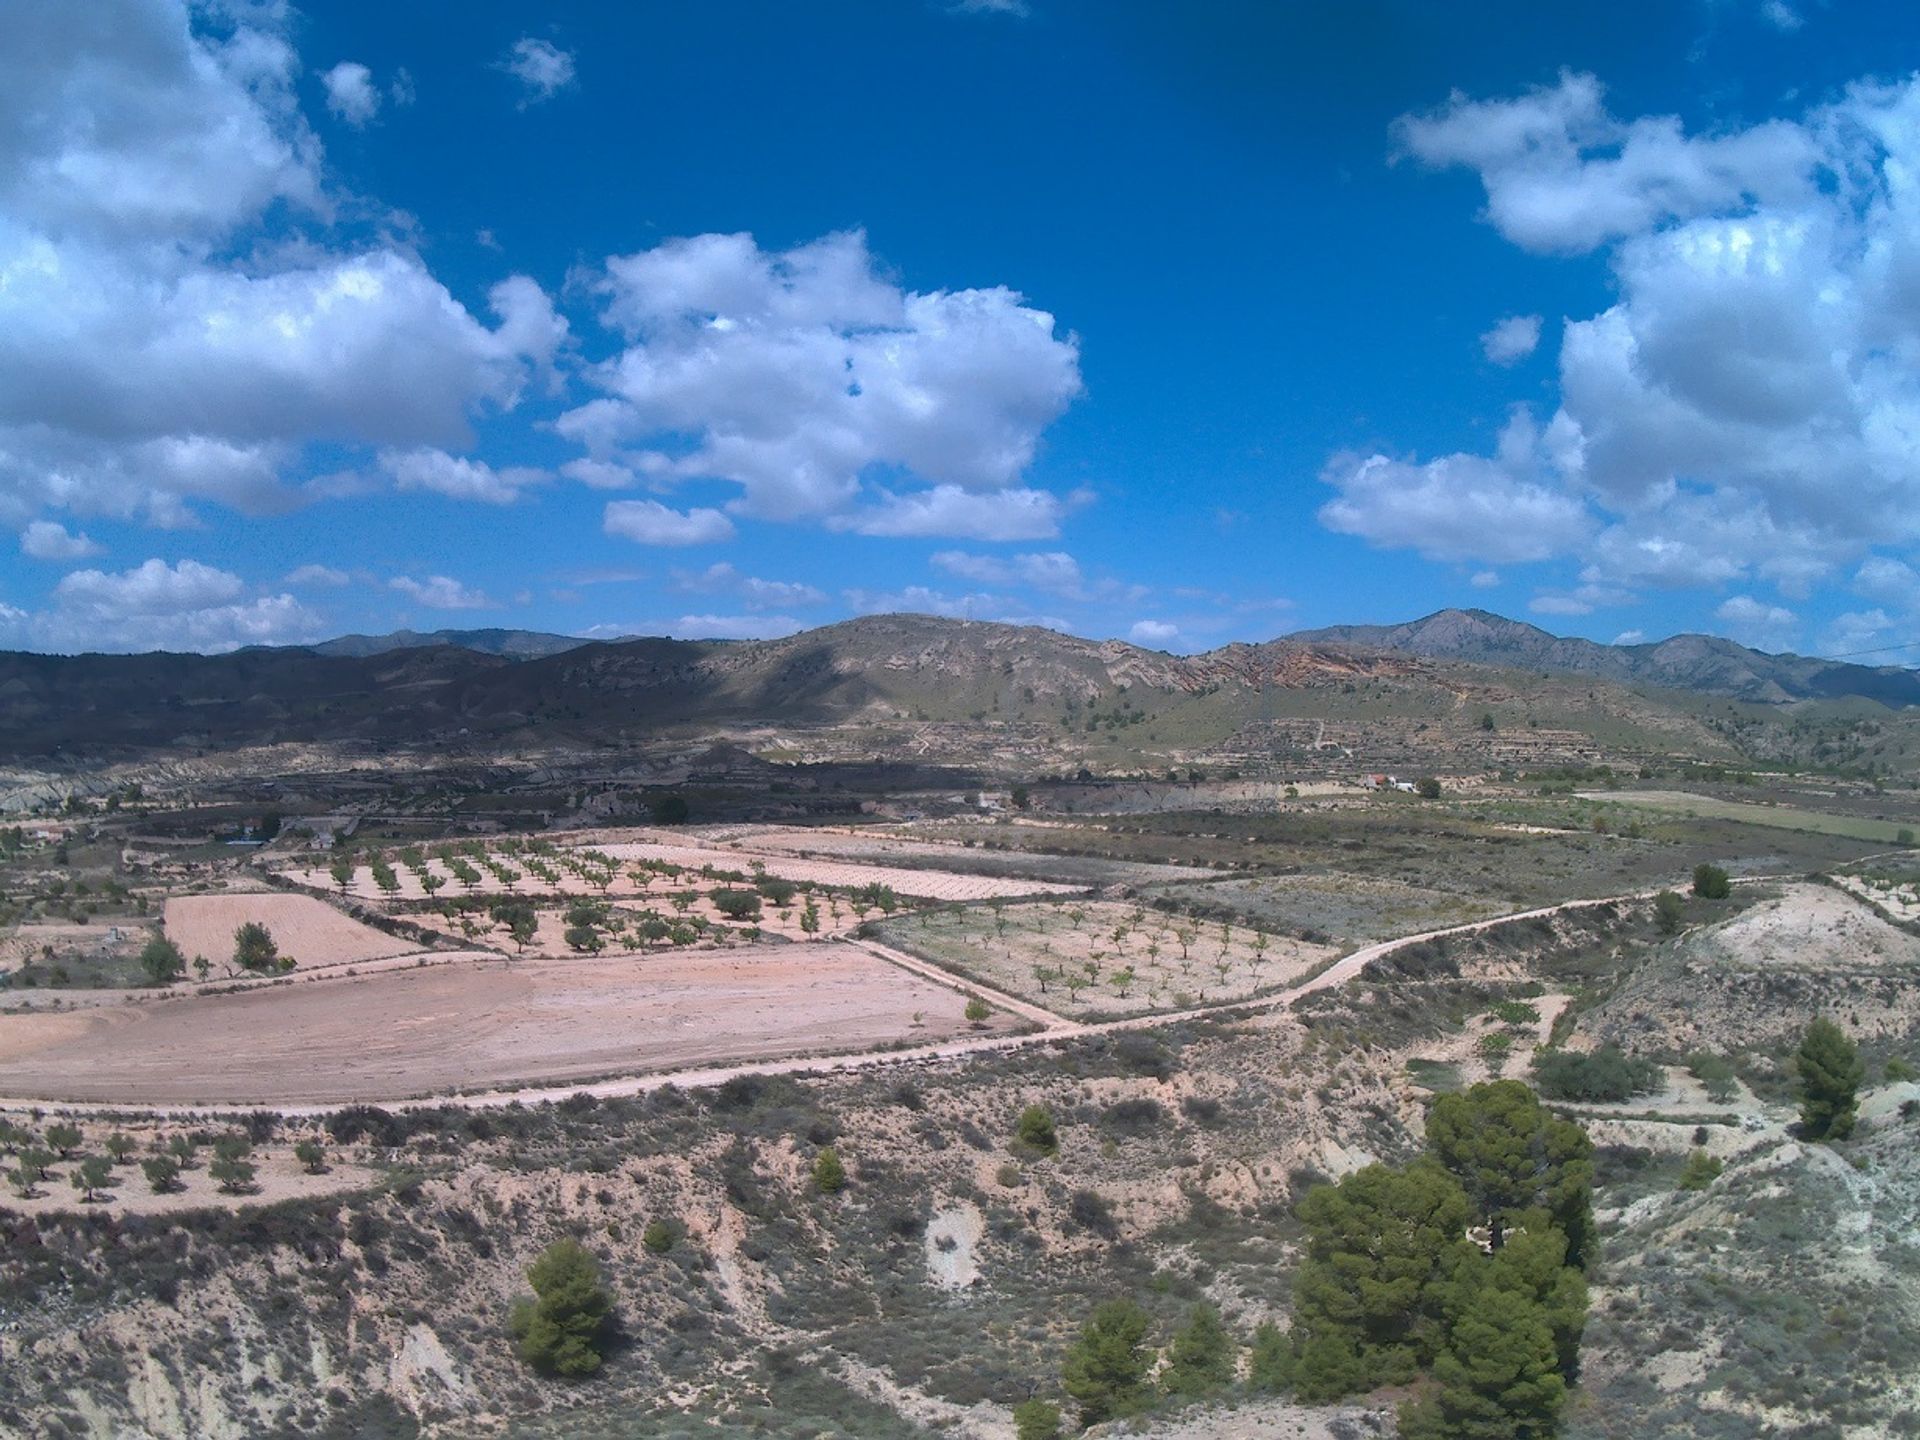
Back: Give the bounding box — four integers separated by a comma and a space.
726, 824, 1216, 881
0, 943, 1012, 1105
3, 1146, 378, 1217
163, 892, 417, 969
1691, 883, 1920, 969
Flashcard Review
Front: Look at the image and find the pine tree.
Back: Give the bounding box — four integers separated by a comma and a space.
812, 1146, 846, 1193
1426, 1080, 1595, 1268
1399, 1287, 1566, 1440
1289, 1159, 1472, 1400
1011, 1397, 1062, 1440
1796, 1017, 1864, 1140
1246, 1320, 1293, 1393
1160, 1302, 1236, 1399
1061, 1298, 1152, 1426
510, 1239, 614, 1376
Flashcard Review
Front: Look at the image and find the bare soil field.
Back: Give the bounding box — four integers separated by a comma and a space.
0, 943, 1010, 1105
589, 839, 1079, 900
163, 892, 418, 970
729, 823, 1216, 886
875, 898, 1338, 1019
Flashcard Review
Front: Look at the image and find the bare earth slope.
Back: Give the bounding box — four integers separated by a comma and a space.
1584, 883, 1920, 1054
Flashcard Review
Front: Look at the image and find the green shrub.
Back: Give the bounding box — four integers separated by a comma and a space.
1654, 890, 1686, 935
1532, 1046, 1662, 1103
141, 1155, 181, 1193
233, 921, 279, 972
1686, 1051, 1739, 1104
1061, 1299, 1152, 1426
1691, 864, 1731, 900
510, 1239, 614, 1376
1797, 1018, 1864, 1141
1677, 1149, 1723, 1191
209, 1155, 256, 1193
710, 888, 762, 921
1012, 1398, 1061, 1440
1013, 1104, 1058, 1158
1247, 1320, 1292, 1393
1488, 1000, 1540, 1025
642, 1219, 678, 1254
139, 935, 186, 985
1160, 1302, 1236, 1399
812, 1146, 846, 1193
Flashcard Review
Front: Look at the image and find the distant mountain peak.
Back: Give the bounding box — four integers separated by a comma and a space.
303, 628, 604, 661
1286, 609, 1918, 706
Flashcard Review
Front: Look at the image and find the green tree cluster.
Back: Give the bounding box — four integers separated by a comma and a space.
1013, 1104, 1058, 1158
1286, 1081, 1593, 1438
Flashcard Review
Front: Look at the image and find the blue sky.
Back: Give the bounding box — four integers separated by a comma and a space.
5, 0, 1920, 659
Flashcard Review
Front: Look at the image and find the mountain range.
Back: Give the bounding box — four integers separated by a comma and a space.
294, 609, 1920, 707
1287, 609, 1920, 707
0, 609, 1912, 763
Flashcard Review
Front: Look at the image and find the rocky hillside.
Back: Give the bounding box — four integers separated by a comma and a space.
1290, 608, 1920, 706
0, 612, 1902, 772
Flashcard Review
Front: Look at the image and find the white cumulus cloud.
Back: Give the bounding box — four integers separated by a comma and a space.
321, 62, 380, 126
1480, 313, 1543, 364
0, 2, 565, 535
603, 499, 736, 547
390, 574, 495, 610
1714, 594, 1798, 651
499, 38, 575, 106
0, 557, 320, 653
379, 448, 547, 505
562, 230, 1081, 538
1327, 70, 1920, 611
20, 520, 103, 561
1320, 410, 1591, 565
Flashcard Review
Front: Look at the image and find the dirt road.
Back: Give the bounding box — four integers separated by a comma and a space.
0, 888, 1666, 1119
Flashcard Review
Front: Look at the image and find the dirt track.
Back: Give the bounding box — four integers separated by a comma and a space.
0, 943, 1008, 1106
0, 886, 1690, 1118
